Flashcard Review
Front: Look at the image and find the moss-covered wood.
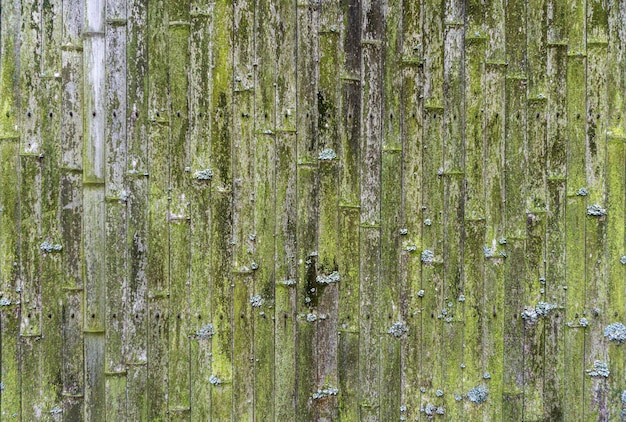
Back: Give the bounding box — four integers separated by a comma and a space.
1, 1, 626, 420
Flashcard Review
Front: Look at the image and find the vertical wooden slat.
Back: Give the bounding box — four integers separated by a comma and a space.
18, 0, 45, 418
231, 0, 255, 420
253, 0, 277, 419
167, 2, 192, 419
104, 0, 128, 418
274, 0, 298, 419
420, 0, 445, 416
359, 1, 383, 420
503, 0, 527, 417
315, 1, 341, 421
398, 1, 422, 420
145, 0, 170, 418
442, 0, 465, 418
0, 1, 22, 416
125, 0, 149, 418
379, 0, 403, 419
483, 0, 506, 418
59, 1, 85, 417
583, 1, 609, 419
605, 2, 626, 420
188, 2, 213, 420
337, 1, 361, 420
523, 0, 548, 416
463, 0, 486, 419
295, 1, 319, 420
563, 0, 587, 416
40, 0, 64, 417
209, 1, 234, 420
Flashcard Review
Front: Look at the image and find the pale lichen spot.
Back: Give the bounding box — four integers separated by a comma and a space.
604, 322, 626, 343
586, 204, 606, 216
586, 361, 610, 377
387, 321, 408, 338
318, 148, 337, 160
467, 385, 488, 404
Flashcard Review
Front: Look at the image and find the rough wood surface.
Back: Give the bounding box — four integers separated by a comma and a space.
0, 1, 625, 420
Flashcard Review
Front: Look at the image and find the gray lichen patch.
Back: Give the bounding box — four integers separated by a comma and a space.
586, 204, 606, 216
621, 390, 626, 403
209, 375, 222, 385
521, 307, 538, 323
0, 297, 11, 306
620, 256, 626, 265
312, 386, 338, 400
316, 271, 340, 284
250, 295, 263, 308
40, 241, 62, 253
50, 406, 62, 415
604, 322, 626, 343
522, 302, 558, 324
387, 321, 408, 338
318, 148, 337, 160
193, 169, 214, 180
576, 187, 588, 196
194, 323, 215, 340
467, 385, 488, 404
586, 361, 610, 378
421, 249, 434, 263
535, 302, 557, 317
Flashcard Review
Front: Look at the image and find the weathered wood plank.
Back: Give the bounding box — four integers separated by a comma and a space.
104, 1, 128, 417
605, 2, 626, 420
125, 0, 149, 418
208, 1, 234, 420
188, 2, 213, 419
584, 1, 609, 416
0, 0, 22, 418
253, 0, 278, 420
379, 0, 402, 419
398, 1, 422, 419
462, 2, 486, 419
273, 0, 298, 419
295, 2, 319, 420
167, 3, 192, 420
359, 1, 383, 420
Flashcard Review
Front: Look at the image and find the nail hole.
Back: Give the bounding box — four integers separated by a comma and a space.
197, 314, 202, 319
69, 111, 73, 117
177, 314, 181, 319
49, 112, 53, 117
27, 313, 31, 318
27, 112, 31, 117
176, 111, 181, 117
155, 313, 160, 319
112, 313, 116, 319
48, 313, 52, 319
92, 111, 96, 117
113, 111, 117, 118
91, 313, 95, 318
70, 313, 75, 319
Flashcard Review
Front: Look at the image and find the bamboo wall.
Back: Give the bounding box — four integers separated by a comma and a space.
0, 0, 625, 420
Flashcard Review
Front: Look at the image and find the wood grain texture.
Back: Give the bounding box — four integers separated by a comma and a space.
0, 1, 624, 420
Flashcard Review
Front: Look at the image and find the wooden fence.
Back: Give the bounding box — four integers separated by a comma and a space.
0, 0, 625, 420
